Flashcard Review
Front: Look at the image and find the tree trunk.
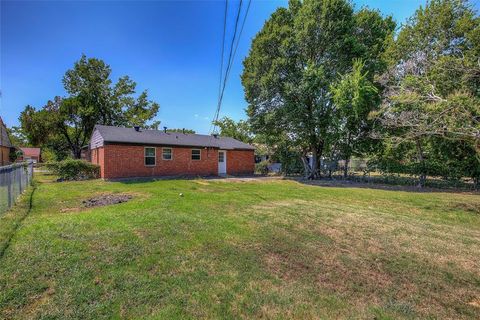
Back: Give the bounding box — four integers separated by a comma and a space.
306, 147, 323, 180
307, 152, 318, 180
415, 139, 426, 188
72, 145, 82, 159
301, 154, 312, 179
343, 133, 351, 180
343, 157, 350, 179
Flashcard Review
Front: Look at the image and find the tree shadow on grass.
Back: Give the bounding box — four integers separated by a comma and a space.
287, 177, 479, 194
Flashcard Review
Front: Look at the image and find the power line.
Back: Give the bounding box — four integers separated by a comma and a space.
211, 0, 243, 133
218, 0, 252, 104
217, 0, 228, 101
211, 0, 251, 134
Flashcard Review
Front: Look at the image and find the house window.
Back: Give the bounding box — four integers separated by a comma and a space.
191, 149, 201, 160
162, 148, 172, 160
145, 147, 156, 166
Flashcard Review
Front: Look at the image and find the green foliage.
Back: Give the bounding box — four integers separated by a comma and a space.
272, 140, 305, 175
166, 128, 196, 134
242, 0, 394, 178
46, 159, 100, 180
254, 160, 270, 175
19, 105, 55, 147
6, 126, 28, 147
41, 148, 58, 163
330, 59, 378, 176
20, 55, 160, 159
376, 0, 480, 185
213, 117, 252, 143
9, 149, 20, 162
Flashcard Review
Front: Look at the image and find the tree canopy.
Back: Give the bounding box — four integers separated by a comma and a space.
20, 55, 160, 159
242, 0, 395, 178
213, 117, 253, 144
241, 0, 479, 185
376, 0, 480, 185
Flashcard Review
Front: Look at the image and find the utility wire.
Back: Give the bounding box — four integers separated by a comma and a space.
217, 0, 228, 101
211, 0, 252, 134
211, 0, 234, 134
218, 0, 251, 104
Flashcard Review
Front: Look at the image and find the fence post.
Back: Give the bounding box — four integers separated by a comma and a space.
0, 162, 35, 215
19, 165, 22, 195
7, 166, 12, 208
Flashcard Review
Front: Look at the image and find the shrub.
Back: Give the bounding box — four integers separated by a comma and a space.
46, 159, 100, 180
9, 149, 21, 162
255, 160, 270, 175
41, 148, 57, 163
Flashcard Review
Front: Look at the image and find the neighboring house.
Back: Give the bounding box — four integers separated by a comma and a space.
0, 117, 12, 166
18, 147, 42, 163
90, 125, 255, 179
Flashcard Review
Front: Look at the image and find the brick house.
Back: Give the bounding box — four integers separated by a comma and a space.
0, 117, 12, 166
17, 147, 42, 163
89, 125, 255, 179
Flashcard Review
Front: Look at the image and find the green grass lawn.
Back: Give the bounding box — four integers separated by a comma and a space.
1, 175, 479, 319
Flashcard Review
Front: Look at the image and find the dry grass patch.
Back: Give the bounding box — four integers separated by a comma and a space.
1, 177, 479, 319
247, 197, 480, 319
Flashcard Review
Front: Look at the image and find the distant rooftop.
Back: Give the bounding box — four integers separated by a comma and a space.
19, 147, 41, 157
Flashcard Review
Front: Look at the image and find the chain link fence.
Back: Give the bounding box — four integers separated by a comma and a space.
0, 162, 34, 214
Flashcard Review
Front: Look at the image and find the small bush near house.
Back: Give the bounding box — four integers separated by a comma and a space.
46, 159, 100, 180
9, 149, 21, 162
41, 148, 58, 163
255, 160, 269, 175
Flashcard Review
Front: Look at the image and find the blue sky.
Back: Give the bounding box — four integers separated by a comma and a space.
2, 0, 472, 133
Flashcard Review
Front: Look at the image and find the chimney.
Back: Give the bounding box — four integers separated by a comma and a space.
163, 126, 167, 133
134, 126, 140, 132
182, 128, 185, 134
212, 133, 219, 139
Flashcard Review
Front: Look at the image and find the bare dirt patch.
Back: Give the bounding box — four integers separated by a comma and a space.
468, 298, 480, 308
82, 194, 133, 208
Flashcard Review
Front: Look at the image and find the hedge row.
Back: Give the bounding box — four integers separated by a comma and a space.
46, 159, 100, 180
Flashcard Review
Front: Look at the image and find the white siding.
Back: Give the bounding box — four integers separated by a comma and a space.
90, 129, 104, 149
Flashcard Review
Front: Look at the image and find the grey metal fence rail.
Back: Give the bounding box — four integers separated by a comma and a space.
0, 162, 34, 214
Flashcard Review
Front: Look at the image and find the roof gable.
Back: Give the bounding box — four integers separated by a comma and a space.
92, 125, 255, 150
0, 117, 12, 148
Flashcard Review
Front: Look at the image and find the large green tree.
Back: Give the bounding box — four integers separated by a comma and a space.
378, 0, 480, 186
213, 117, 253, 144
330, 59, 378, 177
242, 0, 394, 178
19, 97, 71, 160
20, 55, 160, 158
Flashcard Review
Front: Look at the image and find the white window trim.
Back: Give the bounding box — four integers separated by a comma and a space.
144, 147, 156, 166
162, 147, 173, 160
191, 149, 201, 161
218, 151, 225, 163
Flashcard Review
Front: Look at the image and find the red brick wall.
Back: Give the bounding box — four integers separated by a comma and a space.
227, 150, 255, 175
91, 147, 105, 178
0, 146, 10, 166
90, 144, 255, 179
102, 145, 218, 179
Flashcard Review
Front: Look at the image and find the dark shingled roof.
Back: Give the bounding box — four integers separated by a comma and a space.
94, 125, 255, 150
